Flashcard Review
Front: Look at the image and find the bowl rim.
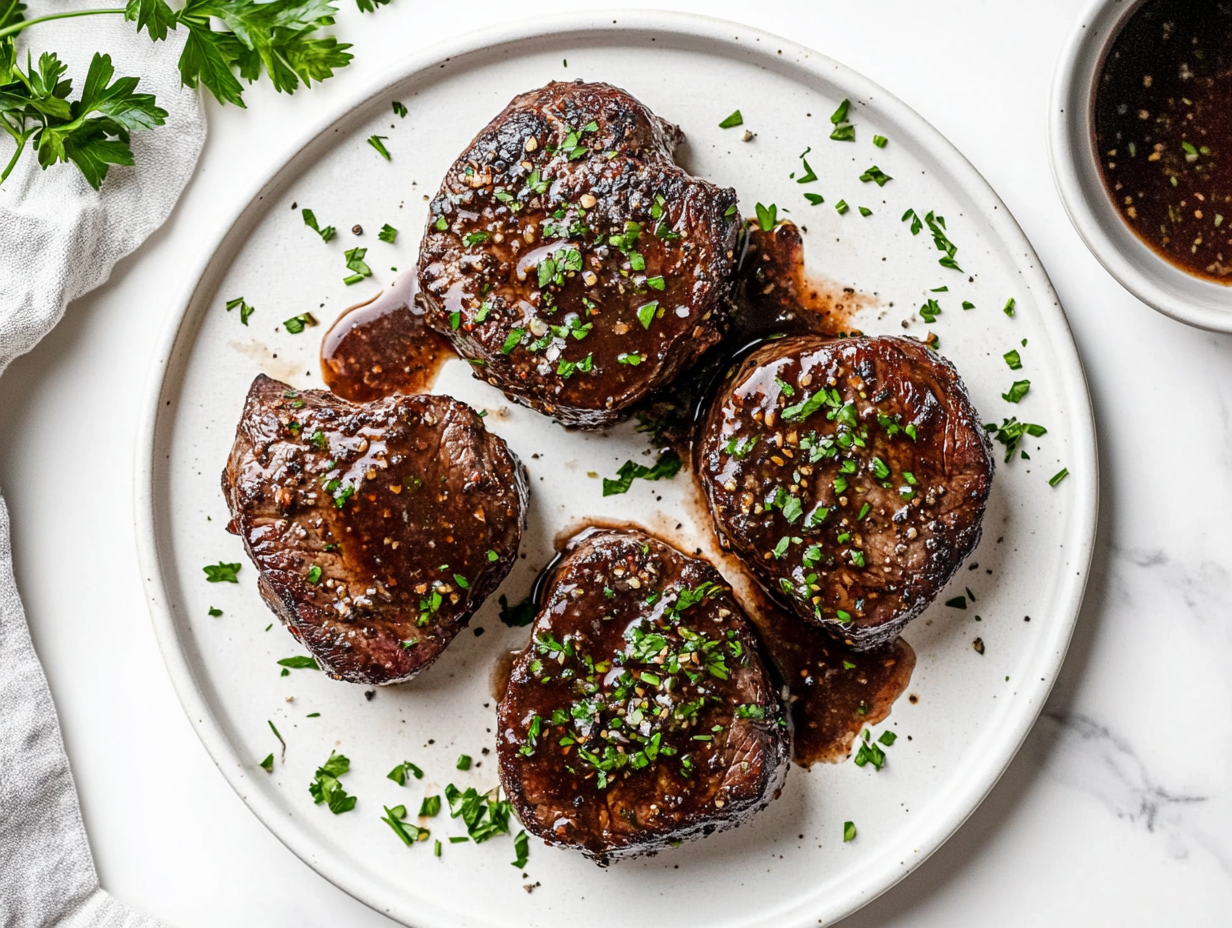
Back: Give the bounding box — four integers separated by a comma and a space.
1048, 0, 1232, 333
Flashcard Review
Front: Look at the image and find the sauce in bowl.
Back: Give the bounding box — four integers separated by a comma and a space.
1095, 0, 1232, 283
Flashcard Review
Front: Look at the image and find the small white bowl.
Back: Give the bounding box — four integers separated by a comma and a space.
1049, 0, 1232, 332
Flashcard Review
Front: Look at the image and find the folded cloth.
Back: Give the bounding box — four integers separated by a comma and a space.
0, 1, 205, 924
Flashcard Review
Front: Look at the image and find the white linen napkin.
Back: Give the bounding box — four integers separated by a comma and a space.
0, 1, 204, 923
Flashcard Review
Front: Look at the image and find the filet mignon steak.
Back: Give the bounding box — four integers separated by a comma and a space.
222, 374, 527, 685
698, 336, 994, 649
497, 527, 789, 864
417, 80, 741, 428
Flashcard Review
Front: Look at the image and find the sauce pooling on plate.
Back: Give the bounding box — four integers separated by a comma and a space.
320, 275, 454, 401
1095, 0, 1232, 282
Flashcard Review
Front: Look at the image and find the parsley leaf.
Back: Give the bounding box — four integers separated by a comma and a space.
377, 222, 397, 242
342, 245, 371, 284
1001, 379, 1030, 403
367, 133, 390, 159
225, 296, 255, 324
602, 450, 682, 496
302, 207, 335, 241
203, 561, 241, 582
718, 109, 743, 128
308, 750, 356, 814
0, 48, 168, 189
277, 655, 319, 669
754, 202, 777, 231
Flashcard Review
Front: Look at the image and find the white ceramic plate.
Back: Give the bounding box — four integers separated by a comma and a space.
135, 12, 1098, 928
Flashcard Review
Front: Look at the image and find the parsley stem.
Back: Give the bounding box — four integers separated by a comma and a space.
0, 7, 126, 41
0, 131, 28, 186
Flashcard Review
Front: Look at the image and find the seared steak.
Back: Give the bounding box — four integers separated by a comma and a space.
222, 374, 527, 684
417, 80, 740, 428
698, 336, 994, 649
497, 527, 789, 864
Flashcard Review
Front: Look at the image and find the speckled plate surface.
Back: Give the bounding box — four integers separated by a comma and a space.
134, 12, 1097, 928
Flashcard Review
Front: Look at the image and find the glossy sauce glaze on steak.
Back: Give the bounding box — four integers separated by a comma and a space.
497, 527, 789, 864
417, 81, 741, 428
698, 336, 994, 649
222, 374, 527, 684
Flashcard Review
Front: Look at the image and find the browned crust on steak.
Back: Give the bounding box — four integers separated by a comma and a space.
498, 528, 789, 864
222, 374, 528, 684
417, 80, 740, 428
697, 336, 994, 648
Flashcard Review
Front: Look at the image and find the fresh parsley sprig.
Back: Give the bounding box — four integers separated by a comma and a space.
0, 0, 388, 188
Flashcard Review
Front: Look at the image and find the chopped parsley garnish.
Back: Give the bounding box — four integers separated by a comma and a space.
501, 328, 525, 354
919, 298, 941, 323
387, 760, 424, 785
283, 312, 317, 334
1004, 349, 1022, 369
984, 417, 1047, 462
343, 246, 372, 284
225, 297, 255, 326
378, 223, 398, 243
602, 450, 682, 496
636, 300, 659, 329
259, 754, 274, 772
723, 435, 759, 458
1003, 297, 1017, 317
873, 134, 887, 148
859, 165, 892, 186
878, 730, 898, 746
462, 231, 489, 247
277, 655, 319, 670
843, 820, 857, 841
1002, 380, 1030, 403
804, 192, 825, 205
367, 134, 391, 160
962, 300, 975, 310
617, 352, 644, 366
796, 146, 818, 184
498, 594, 535, 627
782, 385, 841, 422
830, 98, 855, 140
207, 606, 223, 618
718, 109, 744, 128
1049, 467, 1070, 487
945, 596, 967, 609
443, 784, 513, 842
381, 804, 429, 846
456, 754, 472, 771
301, 208, 335, 242
646, 275, 666, 290
858, 206, 873, 217
420, 795, 441, 817
755, 202, 778, 231
511, 830, 530, 868
308, 751, 356, 814
203, 561, 241, 583
902, 208, 962, 271
392, 101, 407, 117
853, 737, 887, 771
835, 199, 849, 214
556, 353, 594, 379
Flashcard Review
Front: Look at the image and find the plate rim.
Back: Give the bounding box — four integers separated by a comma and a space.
133, 10, 1100, 926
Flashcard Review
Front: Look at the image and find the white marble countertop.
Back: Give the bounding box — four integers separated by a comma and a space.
2, 1, 1229, 924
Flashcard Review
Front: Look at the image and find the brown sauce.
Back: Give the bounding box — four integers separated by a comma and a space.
527, 518, 914, 767
490, 649, 521, 701
320, 274, 455, 401
1095, 0, 1232, 281
630, 220, 873, 460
